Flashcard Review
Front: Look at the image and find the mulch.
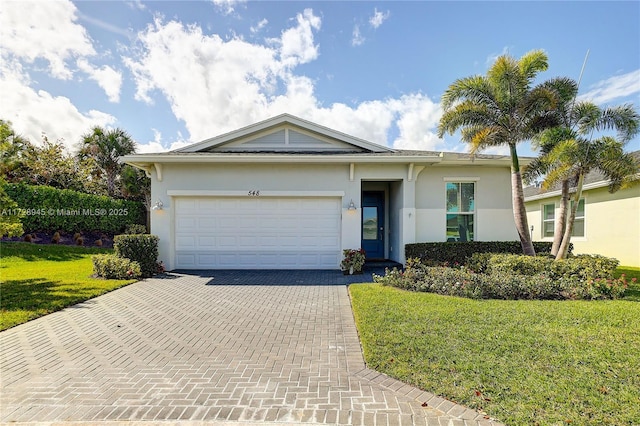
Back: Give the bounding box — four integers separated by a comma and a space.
2, 232, 115, 249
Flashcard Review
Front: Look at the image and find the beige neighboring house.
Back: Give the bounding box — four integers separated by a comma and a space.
123, 114, 523, 270
524, 151, 640, 267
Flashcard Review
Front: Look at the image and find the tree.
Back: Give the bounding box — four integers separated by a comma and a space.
0, 135, 24, 237
524, 79, 580, 256
0, 119, 32, 182
525, 102, 640, 259
438, 49, 563, 256
78, 127, 137, 197
29, 135, 90, 192
121, 165, 151, 229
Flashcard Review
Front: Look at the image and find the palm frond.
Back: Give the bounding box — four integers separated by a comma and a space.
438, 101, 493, 137
440, 76, 494, 111
571, 102, 601, 133
541, 162, 572, 190
597, 104, 640, 142
518, 49, 549, 82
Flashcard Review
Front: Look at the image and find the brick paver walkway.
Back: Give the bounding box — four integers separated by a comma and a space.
0, 272, 503, 425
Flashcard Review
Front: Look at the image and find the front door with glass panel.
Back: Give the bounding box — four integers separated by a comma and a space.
361, 191, 385, 259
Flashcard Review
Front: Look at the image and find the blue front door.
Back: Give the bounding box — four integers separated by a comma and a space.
361, 191, 384, 259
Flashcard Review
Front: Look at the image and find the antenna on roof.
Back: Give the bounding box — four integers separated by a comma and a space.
571, 49, 590, 111
577, 49, 590, 91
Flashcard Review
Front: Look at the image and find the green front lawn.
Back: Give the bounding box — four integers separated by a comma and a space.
350, 283, 640, 425
0, 242, 136, 331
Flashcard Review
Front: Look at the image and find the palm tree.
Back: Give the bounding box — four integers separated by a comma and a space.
524, 79, 580, 256
526, 102, 639, 259
78, 127, 137, 197
438, 50, 562, 256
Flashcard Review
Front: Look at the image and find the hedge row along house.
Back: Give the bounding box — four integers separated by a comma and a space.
123, 114, 528, 271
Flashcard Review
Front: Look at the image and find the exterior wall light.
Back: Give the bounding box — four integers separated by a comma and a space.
152, 200, 164, 210
348, 199, 357, 211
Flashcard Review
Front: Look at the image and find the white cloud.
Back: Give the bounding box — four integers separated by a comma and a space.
351, 25, 365, 47
369, 8, 390, 29
0, 61, 115, 151
77, 11, 134, 39
0, 0, 95, 80
0, 0, 118, 152
389, 94, 444, 151
126, 0, 146, 11
77, 59, 123, 103
211, 0, 246, 15
278, 9, 322, 67
577, 69, 640, 105
124, 8, 449, 151
251, 18, 268, 34
136, 129, 191, 153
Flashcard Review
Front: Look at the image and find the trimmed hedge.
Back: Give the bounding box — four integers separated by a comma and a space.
4, 183, 145, 234
114, 234, 159, 278
375, 256, 628, 300
405, 241, 573, 265
92, 254, 142, 280
486, 253, 619, 281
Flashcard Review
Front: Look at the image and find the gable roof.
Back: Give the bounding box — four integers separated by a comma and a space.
122, 114, 530, 171
175, 113, 394, 154
524, 150, 640, 200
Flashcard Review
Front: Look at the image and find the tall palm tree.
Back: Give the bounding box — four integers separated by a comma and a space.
526, 102, 639, 259
438, 50, 562, 256
78, 127, 137, 197
524, 79, 580, 255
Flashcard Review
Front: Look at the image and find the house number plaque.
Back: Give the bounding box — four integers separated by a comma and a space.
248, 190, 260, 196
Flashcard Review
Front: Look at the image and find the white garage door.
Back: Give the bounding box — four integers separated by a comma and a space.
174, 197, 341, 269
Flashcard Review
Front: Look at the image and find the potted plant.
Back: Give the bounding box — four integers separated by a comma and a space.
341, 248, 366, 275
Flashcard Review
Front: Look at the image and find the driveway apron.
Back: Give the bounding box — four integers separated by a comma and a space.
1, 272, 502, 425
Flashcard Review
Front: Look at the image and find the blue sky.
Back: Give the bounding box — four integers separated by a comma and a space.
1, 1, 639, 156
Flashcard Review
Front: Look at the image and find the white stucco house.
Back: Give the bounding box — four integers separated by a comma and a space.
123, 114, 522, 270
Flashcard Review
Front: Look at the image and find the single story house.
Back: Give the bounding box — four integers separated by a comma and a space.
123, 114, 522, 270
524, 150, 640, 267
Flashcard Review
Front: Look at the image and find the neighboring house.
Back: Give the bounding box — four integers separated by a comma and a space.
524, 151, 640, 267
123, 114, 521, 270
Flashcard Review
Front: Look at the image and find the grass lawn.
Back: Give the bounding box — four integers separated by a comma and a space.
0, 242, 137, 331
350, 276, 640, 426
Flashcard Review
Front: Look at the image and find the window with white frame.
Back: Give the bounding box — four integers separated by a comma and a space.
446, 182, 475, 241
571, 199, 585, 237
541, 199, 585, 238
542, 203, 555, 238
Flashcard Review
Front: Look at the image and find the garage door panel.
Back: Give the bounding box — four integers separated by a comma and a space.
176, 253, 196, 267
175, 197, 341, 269
198, 236, 216, 247
176, 236, 196, 250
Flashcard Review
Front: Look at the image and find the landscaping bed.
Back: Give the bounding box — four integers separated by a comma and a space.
2, 231, 115, 248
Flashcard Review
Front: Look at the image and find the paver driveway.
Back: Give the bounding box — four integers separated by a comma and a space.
0, 272, 502, 425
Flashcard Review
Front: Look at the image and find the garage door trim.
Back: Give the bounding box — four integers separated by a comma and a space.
168, 190, 345, 198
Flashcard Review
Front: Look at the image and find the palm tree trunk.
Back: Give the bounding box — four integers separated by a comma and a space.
510, 144, 536, 256
556, 173, 584, 260
551, 179, 569, 256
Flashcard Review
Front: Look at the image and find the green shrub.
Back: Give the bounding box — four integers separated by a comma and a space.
465, 252, 493, 273
124, 224, 147, 234
3, 183, 145, 234
114, 234, 159, 278
487, 253, 619, 281
405, 241, 571, 265
486, 254, 555, 276
92, 254, 141, 280
375, 257, 628, 300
